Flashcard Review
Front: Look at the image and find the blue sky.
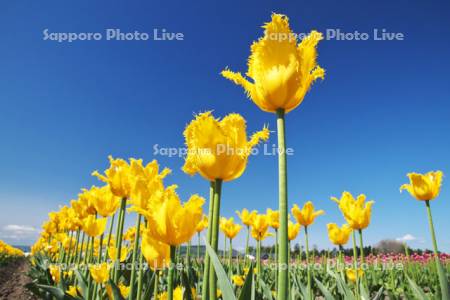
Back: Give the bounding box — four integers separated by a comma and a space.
1, 0, 450, 252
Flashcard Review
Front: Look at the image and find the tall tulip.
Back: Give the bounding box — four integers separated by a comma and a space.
292, 201, 324, 298
236, 209, 257, 265
138, 185, 205, 300
222, 13, 325, 299
401, 171, 449, 299
183, 111, 269, 300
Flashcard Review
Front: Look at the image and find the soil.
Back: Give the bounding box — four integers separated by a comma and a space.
0, 258, 36, 300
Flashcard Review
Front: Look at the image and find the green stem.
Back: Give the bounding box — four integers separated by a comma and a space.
305, 226, 311, 300
352, 230, 359, 296
275, 229, 279, 292
136, 219, 147, 300
425, 200, 449, 300
201, 182, 215, 300
257, 239, 261, 280
97, 233, 103, 262
104, 213, 115, 262
358, 229, 365, 264
77, 232, 85, 265
128, 214, 142, 299
223, 234, 227, 261
153, 271, 159, 300
228, 239, 232, 276
197, 233, 201, 262
167, 245, 176, 300
244, 226, 250, 266
113, 197, 127, 283
209, 179, 222, 300
276, 108, 288, 300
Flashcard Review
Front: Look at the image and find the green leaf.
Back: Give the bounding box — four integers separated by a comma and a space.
372, 287, 384, 300
35, 284, 76, 300
314, 277, 335, 300
407, 276, 428, 300
238, 264, 253, 300
204, 238, 237, 300
74, 269, 88, 298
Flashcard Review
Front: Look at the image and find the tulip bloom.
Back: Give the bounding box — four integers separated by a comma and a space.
400, 171, 443, 201
92, 156, 134, 198
221, 13, 325, 114
89, 262, 110, 284
141, 227, 170, 270
82, 215, 107, 238
250, 214, 271, 241
287, 221, 300, 241
327, 223, 352, 246
232, 275, 245, 287
183, 112, 269, 182
90, 185, 121, 217
346, 268, 364, 283
291, 201, 324, 227
266, 208, 280, 230
221, 217, 242, 240
139, 186, 205, 246
331, 192, 374, 230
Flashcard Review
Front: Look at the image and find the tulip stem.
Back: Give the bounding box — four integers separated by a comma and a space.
113, 197, 127, 283
104, 214, 115, 262
244, 225, 250, 266
129, 213, 142, 299
304, 226, 311, 300
167, 245, 176, 300
352, 230, 359, 296
256, 239, 261, 280
276, 108, 289, 300
201, 182, 215, 300
425, 200, 449, 300
197, 232, 201, 262
358, 229, 365, 264
228, 239, 232, 276
209, 179, 222, 300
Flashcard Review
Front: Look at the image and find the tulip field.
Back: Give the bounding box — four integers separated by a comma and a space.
15, 13, 449, 300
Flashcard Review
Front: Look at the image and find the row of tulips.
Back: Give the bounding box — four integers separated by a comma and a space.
27, 12, 449, 300
0, 239, 24, 265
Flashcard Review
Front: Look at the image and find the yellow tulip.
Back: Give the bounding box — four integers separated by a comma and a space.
182, 112, 269, 182
89, 263, 110, 284
236, 209, 257, 226
400, 171, 443, 201
118, 283, 130, 298
140, 185, 205, 246
222, 13, 325, 114
90, 185, 121, 217
232, 275, 245, 286
331, 192, 374, 230
195, 214, 208, 233
287, 221, 300, 241
66, 286, 78, 297
141, 227, 170, 270
220, 217, 242, 240
291, 201, 324, 227
326, 223, 352, 246
346, 268, 364, 283
82, 215, 107, 237
128, 159, 171, 212
92, 156, 134, 198
266, 208, 280, 230
158, 286, 195, 300
49, 265, 60, 284
108, 245, 128, 262
250, 214, 271, 241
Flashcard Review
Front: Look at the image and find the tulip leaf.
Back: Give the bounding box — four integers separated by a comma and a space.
35, 284, 77, 300
314, 277, 336, 300
406, 276, 429, 300
238, 264, 253, 300
204, 238, 237, 300
74, 269, 88, 298
142, 271, 155, 300
258, 276, 273, 300
372, 287, 384, 300
108, 279, 126, 300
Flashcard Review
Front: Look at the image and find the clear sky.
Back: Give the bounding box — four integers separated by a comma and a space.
1, 0, 449, 252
